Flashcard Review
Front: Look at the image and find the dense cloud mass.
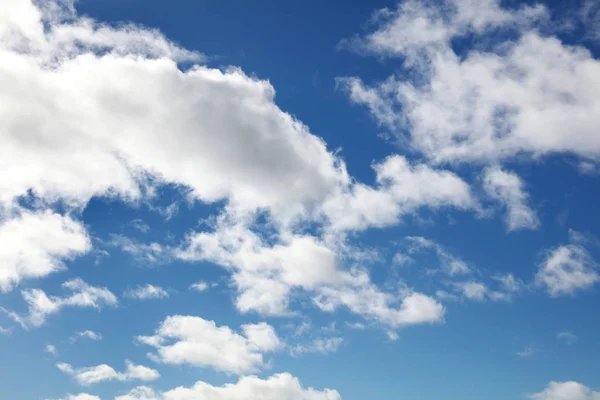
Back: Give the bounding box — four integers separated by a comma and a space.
1, 0, 599, 399
340, 0, 600, 164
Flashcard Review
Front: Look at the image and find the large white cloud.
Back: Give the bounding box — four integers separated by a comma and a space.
529, 381, 600, 400
0, 0, 348, 220
116, 373, 341, 400
136, 315, 281, 375
340, 0, 600, 165
0, 0, 475, 332
0, 0, 351, 293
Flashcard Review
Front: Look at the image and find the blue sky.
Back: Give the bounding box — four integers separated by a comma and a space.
1, 1, 600, 399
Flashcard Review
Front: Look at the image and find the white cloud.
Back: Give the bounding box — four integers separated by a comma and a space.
483, 167, 539, 231
340, 0, 600, 165
569, 229, 600, 248
492, 273, 525, 294
45, 344, 58, 355
55, 394, 101, 400
189, 281, 209, 292
529, 381, 600, 400
70, 330, 102, 343
0, 210, 90, 292
386, 331, 399, 341
57, 360, 159, 386
115, 386, 160, 400
535, 245, 599, 296
0, 0, 478, 336
116, 373, 340, 400
451, 281, 513, 302
345, 322, 366, 330
2, 278, 117, 328
0, 325, 11, 335
557, 331, 578, 345
343, 0, 545, 60
130, 219, 150, 233
178, 219, 445, 328
136, 315, 281, 375
109, 235, 168, 265
289, 337, 344, 356
314, 282, 445, 328
321, 156, 476, 233
517, 346, 538, 357
0, 0, 348, 223
124, 284, 169, 300
405, 236, 471, 275
454, 282, 488, 301
177, 223, 343, 316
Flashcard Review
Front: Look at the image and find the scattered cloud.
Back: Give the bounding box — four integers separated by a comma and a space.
178, 220, 445, 328
137, 316, 281, 375
109, 235, 168, 265
535, 245, 599, 296
405, 236, 471, 275
57, 360, 159, 386
189, 281, 209, 292
321, 155, 476, 233
1, 278, 117, 328
517, 346, 538, 357
340, 0, 600, 166
557, 331, 578, 345
69, 330, 102, 343
289, 337, 344, 356
45, 344, 58, 355
130, 219, 150, 233
483, 167, 539, 231
124, 284, 169, 300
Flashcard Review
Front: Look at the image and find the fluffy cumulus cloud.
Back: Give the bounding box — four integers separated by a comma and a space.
339, 0, 600, 165
535, 245, 599, 296
177, 218, 446, 327
529, 381, 600, 400
116, 373, 340, 400
320, 155, 476, 232
0, 0, 348, 220
482, 167, 539, 231
0, 210, 90, 292
1, 278, 117, 328
124, 284, 169, 300
1, 0, 464, 333
57, 360, 159, 386
136, 316, 281, 375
